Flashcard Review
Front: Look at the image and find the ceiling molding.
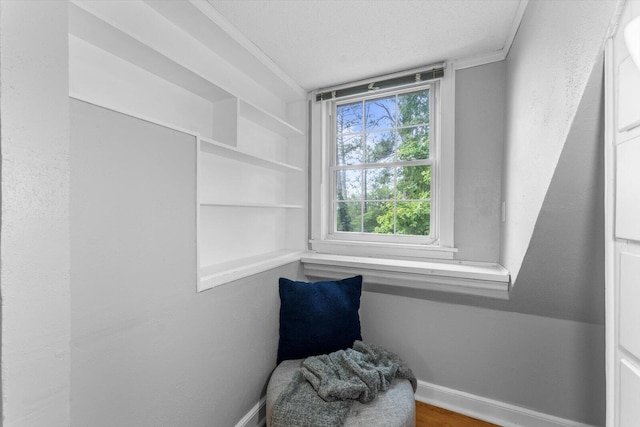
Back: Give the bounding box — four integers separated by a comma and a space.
453, 51, 507, 71
453, 0, 529, 71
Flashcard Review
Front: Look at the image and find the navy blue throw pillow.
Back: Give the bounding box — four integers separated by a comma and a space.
277, 275, 363, 364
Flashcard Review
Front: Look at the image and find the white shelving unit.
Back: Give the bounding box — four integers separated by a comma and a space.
238, 100, 304, 136
197, 103, 306, 291
68, 0, 308, 293
199, 250, 304, 290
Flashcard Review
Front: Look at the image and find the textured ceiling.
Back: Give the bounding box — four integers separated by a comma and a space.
207, 0, 524, 91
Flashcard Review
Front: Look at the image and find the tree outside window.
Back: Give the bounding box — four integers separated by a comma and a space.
334, 88, 432, 237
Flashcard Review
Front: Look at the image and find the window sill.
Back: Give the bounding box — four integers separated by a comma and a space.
309, 239, 458, 260
300, 253, 511, 300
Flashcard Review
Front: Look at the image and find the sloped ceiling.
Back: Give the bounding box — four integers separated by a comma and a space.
206, 0, 526, 90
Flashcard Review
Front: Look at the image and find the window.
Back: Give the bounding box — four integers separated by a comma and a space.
305, 66, 511, 297
310, 67, 455, 261
332, 87, 435, 244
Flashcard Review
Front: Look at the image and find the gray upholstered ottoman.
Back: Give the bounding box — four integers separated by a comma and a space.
266, 359, 416, 427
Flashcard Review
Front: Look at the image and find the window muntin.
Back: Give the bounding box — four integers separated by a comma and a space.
330, 86, 436, 242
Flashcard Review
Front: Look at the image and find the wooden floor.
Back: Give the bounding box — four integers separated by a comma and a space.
415, 401, 499, 427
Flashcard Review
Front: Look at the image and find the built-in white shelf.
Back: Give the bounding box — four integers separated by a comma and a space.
69, 2, 235, 105
200, 201, 304, 209
199, 137, 303, 173
69, 1, 307, 293
142, 0, 306, 102
69, 2, 303, 135
239, 100, 304, 137
199, 250, 304, 291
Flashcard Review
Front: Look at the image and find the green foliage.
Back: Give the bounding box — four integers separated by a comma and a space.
398, 90, 430, 127
374, 166, 431, 236
374, 201, 430, 235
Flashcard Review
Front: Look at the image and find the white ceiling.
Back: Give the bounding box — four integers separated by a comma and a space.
206, 0, 526, 91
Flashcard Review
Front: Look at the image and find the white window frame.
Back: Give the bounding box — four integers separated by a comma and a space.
329, 85, 437, 245
310, 65, 456, 261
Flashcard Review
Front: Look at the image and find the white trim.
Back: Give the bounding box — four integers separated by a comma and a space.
439, 63, 455, 248
452, 0, 529, 71
604, 37, 616, 427
309, 239, 456, 260
301, 253, 510, 299
415, 380, 598, 427
234, 397, 266, 427
453, 51, 507, 71
196, 122, 203, 302
240, 380, 593, 427
201, 202, 304, 209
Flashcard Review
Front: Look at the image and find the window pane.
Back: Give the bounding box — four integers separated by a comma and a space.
337, 134, 363, 165
365, 96, 396, 131
337, 102, 363, 133
398, 126, 429, 160
398, 89, 429, 127
336, 202, 362, 232
364, 167, 394, 201
395, 202, 430, 236
397, 165, 431, 200
331, 85, 436, 239
365, 130, 396, 163
336, 169, 361, 200
363, 201, 393, 233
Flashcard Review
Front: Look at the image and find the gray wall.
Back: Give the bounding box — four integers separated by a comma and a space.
70, 100, 302, 426
359, 292, 605, 426
454, 61, 505, 263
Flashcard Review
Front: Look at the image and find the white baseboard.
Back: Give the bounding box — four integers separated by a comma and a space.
415, 380, 598, 427
235, 397, 266, 427
238, 381, 597, 427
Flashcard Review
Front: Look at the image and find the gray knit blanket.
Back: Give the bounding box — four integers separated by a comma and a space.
271, 341, 417, 427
